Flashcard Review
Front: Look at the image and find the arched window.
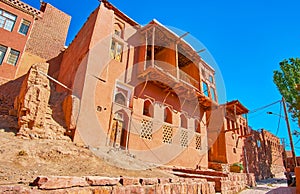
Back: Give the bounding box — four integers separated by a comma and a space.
180, 114, 187, 129
114, 23, 123, 38
143, 100, 154, 117
164, 107, 172, 124
114, 92, 126, 106
195, 119, 201, 133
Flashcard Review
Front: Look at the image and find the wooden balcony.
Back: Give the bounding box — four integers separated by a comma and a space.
138, 61, 211, 102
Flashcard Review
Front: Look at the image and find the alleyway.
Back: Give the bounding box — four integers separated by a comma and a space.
240, 177, 296, 194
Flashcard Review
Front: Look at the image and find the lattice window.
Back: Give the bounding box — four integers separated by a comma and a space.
195, 135, 202, 150
140, 119, 153, 140
180, 130, 188, 147
162, 125, 173, 144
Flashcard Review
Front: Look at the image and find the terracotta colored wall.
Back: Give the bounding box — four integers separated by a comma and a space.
0, 1, 35, 79
296, 166, 300, 193
57, 6, 100, 93
70, 3, 139, 146
225, 116, 247, 165
15, 52, 46, 77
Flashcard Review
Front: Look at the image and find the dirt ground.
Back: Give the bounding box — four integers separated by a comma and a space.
0, 129, 174, 186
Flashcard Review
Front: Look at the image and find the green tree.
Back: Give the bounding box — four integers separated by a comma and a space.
273, 58, 300, 122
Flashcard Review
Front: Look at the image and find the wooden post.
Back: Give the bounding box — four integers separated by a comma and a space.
282, 97, 298, 168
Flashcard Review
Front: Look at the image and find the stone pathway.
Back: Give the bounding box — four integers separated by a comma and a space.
240, 178, 296, 194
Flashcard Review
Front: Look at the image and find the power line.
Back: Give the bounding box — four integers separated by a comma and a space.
248, 100, 282, 114
275, 101, 282, 136
294, 138, 300, 146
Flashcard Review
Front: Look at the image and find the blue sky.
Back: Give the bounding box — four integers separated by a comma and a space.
22, 0, 300, 154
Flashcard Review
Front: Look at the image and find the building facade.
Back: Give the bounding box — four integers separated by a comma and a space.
57, 1, 220, 169
0, 0, 70, 82
208, 100, 250, 171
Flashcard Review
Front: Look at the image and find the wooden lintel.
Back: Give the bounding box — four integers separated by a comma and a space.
223, 128, 239, 133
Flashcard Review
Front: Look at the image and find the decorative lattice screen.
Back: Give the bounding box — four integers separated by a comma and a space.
140, 119, 153, 140
162, 125, 173, 144
195, 135, 202, 150
180, 130, 188, 147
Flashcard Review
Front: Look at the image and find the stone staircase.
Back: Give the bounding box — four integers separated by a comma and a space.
166, 168, 255, 194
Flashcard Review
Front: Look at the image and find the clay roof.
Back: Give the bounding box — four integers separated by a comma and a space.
225, 100, 249, 115
100, 0, 140, 27
0, 0, 42, 17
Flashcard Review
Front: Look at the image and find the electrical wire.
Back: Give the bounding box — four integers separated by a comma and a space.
294, 138, 300, 146
275, 101, 282, 136
248, 100, 282, 114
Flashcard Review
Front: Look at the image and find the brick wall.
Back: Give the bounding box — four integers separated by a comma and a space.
25, 2, 71, 60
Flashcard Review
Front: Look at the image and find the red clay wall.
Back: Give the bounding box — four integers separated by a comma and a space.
0, 1, 35, 79
57, 7, 99, 92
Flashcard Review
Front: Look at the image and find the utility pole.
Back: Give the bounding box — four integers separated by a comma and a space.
281, 138, 287, 167
282, 97, 298, 168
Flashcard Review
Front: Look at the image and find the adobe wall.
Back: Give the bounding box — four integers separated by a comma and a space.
15, 52, 46, 78
25, 3, 71, 61
14, 63, 68, 140
225, 115, 248, 165
57, 6, 99, 93
70, 3, 139, 144
126, 84, 208, 169
244, 129, 285, 180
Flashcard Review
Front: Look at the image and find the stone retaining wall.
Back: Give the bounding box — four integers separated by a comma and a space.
0, 176, 216, 194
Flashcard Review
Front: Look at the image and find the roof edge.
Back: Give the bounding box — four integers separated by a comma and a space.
0, 0, 42, 17
100, 0, 140, 27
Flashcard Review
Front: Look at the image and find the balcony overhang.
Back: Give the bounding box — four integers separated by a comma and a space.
138, 64, 216, 104
140, 19, 215, 72
225, 100, 249, 115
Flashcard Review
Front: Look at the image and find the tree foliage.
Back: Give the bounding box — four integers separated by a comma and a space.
273, 58, 300, 123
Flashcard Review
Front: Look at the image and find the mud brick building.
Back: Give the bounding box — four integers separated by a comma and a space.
0, 1, 285, 191
244, 128, 285, 180
55, 0, 223, 169
0, 0, 70, 82
208, 100, 251, 172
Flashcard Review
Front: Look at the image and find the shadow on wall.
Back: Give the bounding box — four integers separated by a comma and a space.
47, 51, 65, 80
0, 76, 26, 134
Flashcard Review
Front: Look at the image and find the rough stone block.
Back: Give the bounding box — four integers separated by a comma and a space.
119, 177, 140, 186
85, 176, 120, 186
32, 176, 89, 189
139, 178, 158, 185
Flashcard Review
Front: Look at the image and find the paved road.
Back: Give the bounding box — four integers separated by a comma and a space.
240, 178, 296, 194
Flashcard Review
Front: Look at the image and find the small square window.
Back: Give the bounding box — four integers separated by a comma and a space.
7, 49, 20, 66
0, 9, 16, 32
202, 81, 209, 97
0, 45, 7, 64
19, 19, 30, 35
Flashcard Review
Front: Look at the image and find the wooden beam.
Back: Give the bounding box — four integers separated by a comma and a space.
223, 128, 239, 133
